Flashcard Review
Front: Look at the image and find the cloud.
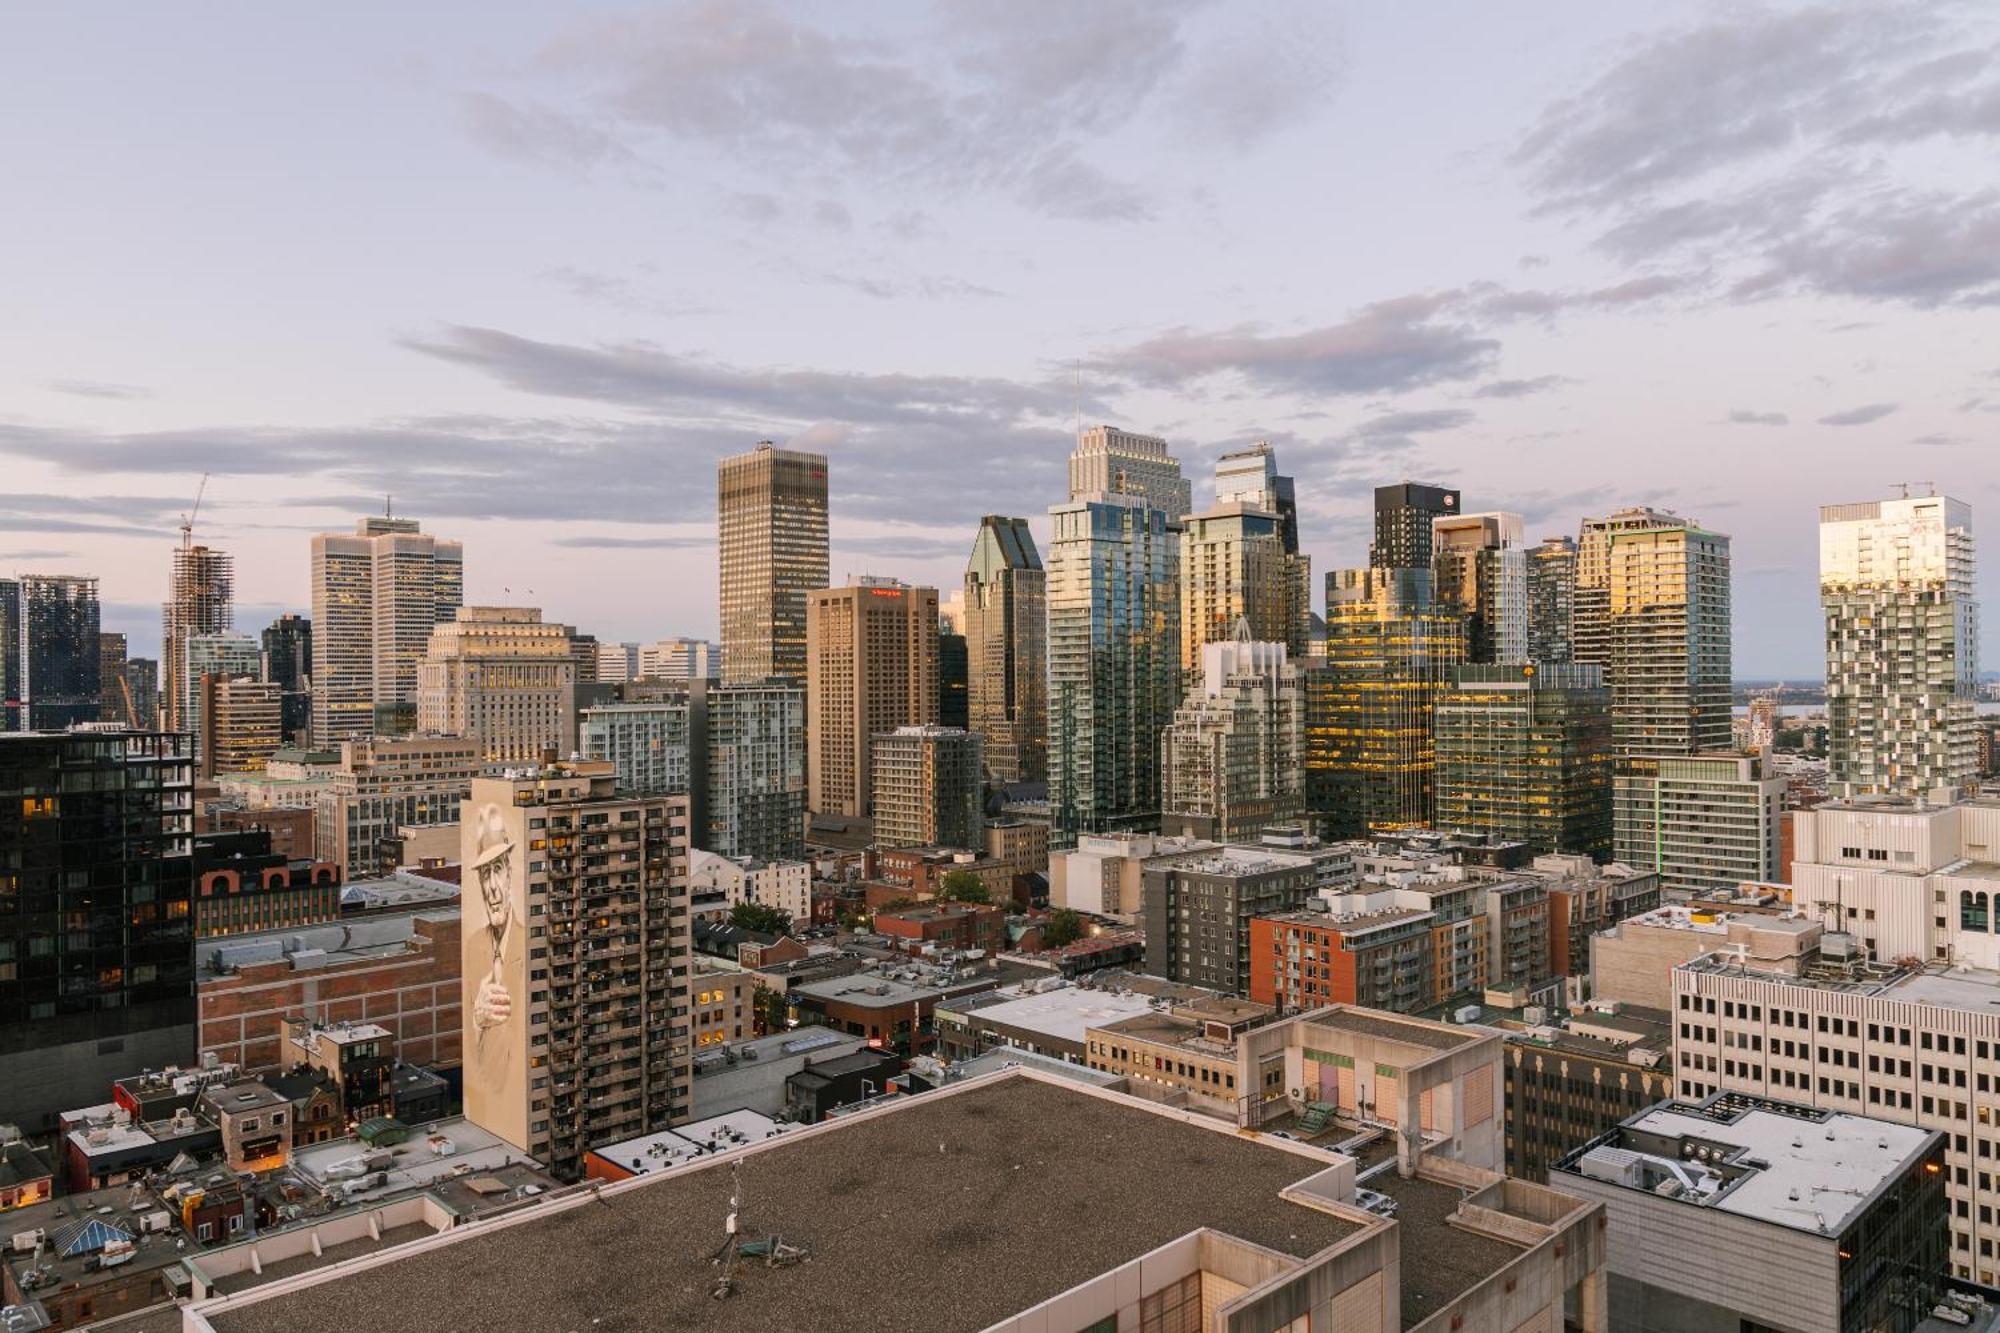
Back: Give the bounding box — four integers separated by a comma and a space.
465, 0, 1339, 220
1471, 376, 1569, 400
818, 272, 1005, 301
811, 198, 853, 232
1911, 432, 1966, 447
455, 92, 633, 173
0, 548, 78, 561
551, 534, 712, 550
44, 379, 154, 401
1727, 409, 1789, 426
1090, 295, 1498, 395
537, 265, 709, 316
1515, 6, 2000, 307
1817, 402, 1899, 427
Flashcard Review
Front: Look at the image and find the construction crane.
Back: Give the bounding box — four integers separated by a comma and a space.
179, 472, 211, 549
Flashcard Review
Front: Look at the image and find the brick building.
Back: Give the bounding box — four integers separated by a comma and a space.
872, 902, 1006, 955
195, 909, 461, 1073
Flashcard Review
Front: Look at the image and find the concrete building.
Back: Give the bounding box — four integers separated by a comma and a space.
1047, 491, 1182, 846
1067, 422, 1192, 516
1434, 662, 1613, 858
1213, 441, 1311, 652
690, 970, 759, 1049
312, 734, 480, 879
1251, 907, 1437, 1014
199, 674, 284, 777
805, 578, 938, 819
1494, 1004, 1674, 1183
1613, 752, 1785, 896
962, 514, 1047, 783
579, 699, 691, 795
869, 723, 983, 851
1161, 624, 1303, 843
1431, 511, 1528, 665
96, 629, 129, 725
183, 631, 261, 768
1790, 794, 2000, 968
1081, 992, 1277, 1117
1046, 829, 1190, 921
638, 636, 722, 681
0, 731, 195, 1132
687, 849, 812, 925
591, 640, 639, 683
310, 515, 463, 746
693, 678, 807, 861
1527, 534, 1576, 664
718, 440, 828, 686
1308, 567, 1466, 837
172, 1068, 1610, 1333
417, 606, 577, 765
936, 980, 1168, 1066
1821, 493, 1980, 798
1180, 502, 1293, 673
1589, 903, 1819, 1011
1142, 846, 1318, 995
1574, 508, 1733, 761
459, 762, 692, 1180
1554, 1094, 1945, 1332
165, 543, 233, 735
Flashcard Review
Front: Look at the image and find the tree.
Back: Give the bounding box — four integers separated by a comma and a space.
937, 869, 992, 904
729, 901, 793, 936
754, 985, 790, 1036
1042, 909, 1085, 949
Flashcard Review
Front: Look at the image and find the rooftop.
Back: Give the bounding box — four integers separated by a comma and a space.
197, 905, 458, 976
1155, 846, 1315, 878
1681, 950, 2000, 1008
1561, 1093, 1936, 1237
940, 984, 1159, 1045
585, 1110, 794, 1177
196, 1075, 1365, 1333
1307, 1007, 1481, 1051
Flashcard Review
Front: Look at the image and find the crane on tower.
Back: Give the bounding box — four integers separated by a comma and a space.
179, 472, 211, 549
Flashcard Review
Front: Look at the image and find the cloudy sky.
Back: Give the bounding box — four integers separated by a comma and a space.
4, 1, 1997, 677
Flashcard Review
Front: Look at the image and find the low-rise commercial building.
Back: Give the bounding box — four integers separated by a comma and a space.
690, 970, 758, 1049
1589, 903, 1818, 1011
1554, 1094, 1945, 1332
871, 902, 1006, 956
1050, 831, 1214, 920
1487, 1003, 1675, 1183
687, 849, 812, 924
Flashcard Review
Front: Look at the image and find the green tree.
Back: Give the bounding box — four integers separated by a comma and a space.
936, 869, 992, 904
1042, 909, 1085, 949
729, 901, 793, 936
754, 985, 790, 1036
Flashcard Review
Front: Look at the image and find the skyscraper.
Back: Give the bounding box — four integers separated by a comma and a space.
199, 675, 284, 777
97, 631, 129, 725
1306, 567, 1466, 836
261, 612, 313, 742
871, 724, 985, 850
417, 607, 577, 765
1047, 493, 1182, 845
717, 441, 829, 686
0, 729, 194, 1129
1613, 753, 1783, 896
1821, 493, 1980, 797
164, 544, 233, 735
805, 578, 938, 818
964, 515, 1047, 784
1434, 663, 1612, 858
1179, 503, 1294, 672
183, 631, 261, 767
1160, 622, 1303, 842
1214, 441, 1301, 555
638, 637, 723, 681
1527, 535, 1577, 664
1432, 512, 1528, 664
1370, 482, 1460, 570
1576, 509, 1732, 760
310, 515, 462, 746
0, 575, 104, 732
937, 626, 968, 729
1067, 425, 1192, 516
694, 678, 806, 860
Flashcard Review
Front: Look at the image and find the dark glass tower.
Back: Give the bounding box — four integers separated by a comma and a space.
262, 612, 314, 742
0, 730, 195, 1130
11, 575, 102, 730
1370, 482, 1461, 571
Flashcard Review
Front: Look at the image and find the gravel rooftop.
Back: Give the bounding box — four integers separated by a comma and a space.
203, 1076, 1361, 1333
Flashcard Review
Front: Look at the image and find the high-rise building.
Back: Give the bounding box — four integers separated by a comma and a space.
97, 631, 130, 726
199, 675, 284, 777
1067, 425, 1191, 516
184, 631, 261, 766
638, 637, 722, 681
310, 515, 462, 746
1434, 663, 1613, 858
937, 627, 968, 729
1047, 493, 1182, 846
1574, 508, 1732, 761
580, 700, 692, 795
1527, 535, 1577, 664
165, 545, 232, 734
1160, 623, 1303, 842
1370, 482, 1460, 570
1820, 493, 1980, 797
1307, 568, 1466, 837
718, 441, 828, 686
417, 607, 577, 765
261, 612, 313, 742
2, 574, 102, 731
1179, 503, 1294, 672
459, 763, 691, 1179
1432, 512, 1528, 664
594, 641, 641, 684
567, 631, 601, 686
314, 734, 480, 878
1613, 752, 1783, 896
1214, 442, 1312, 650
871, 724, 984, 850
124, 658, 159, 734
805, 578, 938, 819
963, 515, 1046, 784
693, 678, 805, 860
0, 730, 195, 1130
1140, 846, 1317, 995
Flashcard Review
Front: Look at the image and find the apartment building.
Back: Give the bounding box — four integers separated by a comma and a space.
312, 734, 479, 879
805, 578, 938, 819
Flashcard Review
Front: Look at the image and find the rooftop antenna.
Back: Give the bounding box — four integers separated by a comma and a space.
178, 473, 211, 550
385, 493, 393, 520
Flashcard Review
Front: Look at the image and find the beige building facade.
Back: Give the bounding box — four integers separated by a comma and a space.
310, 515, 462, 746
417, 606, 576, 765
718, 442, 828, 686
805, 578, 937, 818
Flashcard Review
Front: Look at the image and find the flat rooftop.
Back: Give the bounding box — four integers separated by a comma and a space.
1307, 1007, 1481, 1051
1683, 951, 2000, 1009
945, 984, 1159, 1044
198, 1076, 1364, 1333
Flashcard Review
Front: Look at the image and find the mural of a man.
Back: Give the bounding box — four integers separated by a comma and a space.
468, 804, 517, 1089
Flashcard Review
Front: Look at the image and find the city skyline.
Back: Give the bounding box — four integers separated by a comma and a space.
3, 4, 1998, 677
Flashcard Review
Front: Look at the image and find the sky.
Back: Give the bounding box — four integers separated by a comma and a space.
2, 1, 1996, 678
